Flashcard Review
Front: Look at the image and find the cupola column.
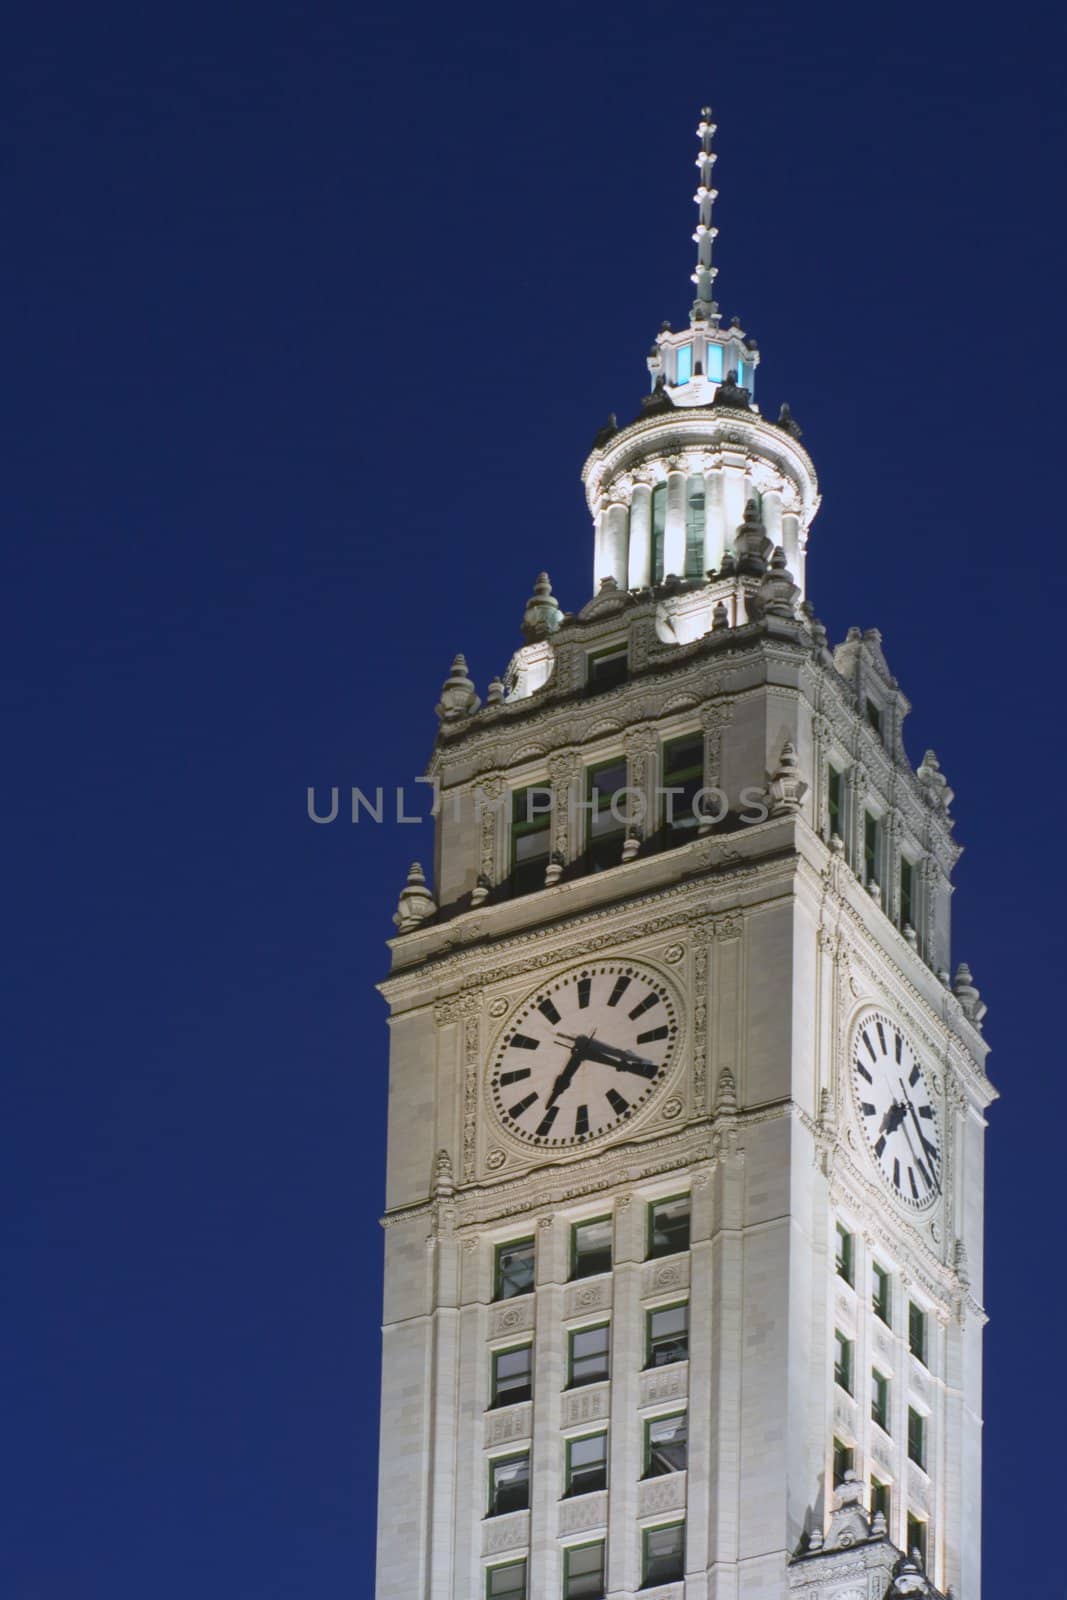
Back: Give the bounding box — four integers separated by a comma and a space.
664, 462, 688, 578
721, 452, 748, 555
604, 497, 630, 588
704, 466, 727, 573
782, 510, 801, 575
628, 479, 653, 588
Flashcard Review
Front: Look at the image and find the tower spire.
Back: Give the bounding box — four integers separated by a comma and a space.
691, 107, 721, 328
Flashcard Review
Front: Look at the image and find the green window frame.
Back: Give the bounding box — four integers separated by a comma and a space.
510, 784, 553, 896
909, 1301, 928, 1365
646, 1302, 689, 1368
834, 1330, 853, 1394
871, 1476, 891, 1523
564, 1430, 608, 1496
487, 1451, 530, 1516
647, 1193, 691, 1258
586, 645, 628, 693
490, 1343, 533, 1409
642, 1520, 685, 1586
872, 1262, 891, 1325
907, 1406, 926, 1469
827, 764, 843, 840
864, 810, 880, 885
567, 1322, 610, 1388
585, 759, 628, 871
906, 1513, 927, 1564
570, 1216, 613, 1280
494, 1238, 535, 1300
899, 855, 915, 929
835, 1223, 854, 1285
650, 485, 666, 584
644, 1410, 687, 1477
832, 1436, 854, 1487
661, 736, 704, 839
486, 1558, 527, 1600
562, 1539, 605, 1600
871, 1369, 890, 1433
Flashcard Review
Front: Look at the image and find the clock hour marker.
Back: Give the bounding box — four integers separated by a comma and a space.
916, 1159, 931, 1188
508, 1092, 538, 1119
538, 998, 561, 1025
574, 1104, 590, 1137
918, 1105, 934, 1118
893, 1158, 901, 1190
862, 1030, 877, 1061
605, 1088, 629, 1115
509, 1033, 540, 1050
860, 1101, 877, 1117
875, 1020, 887, 1054
628, 991, 659, 1020
498, 1067, 531, 1087
535, 1106, 559, 1138
908, 1166, 919, 1199
607, 975, 631, 1007
894, 1031, 903, 1063
636, 1025, 669, 1044
578, 977, 592, 1009
874, 1135, 886, 1158
856, 1062, 873, 1083
909, 1064, 921, 1087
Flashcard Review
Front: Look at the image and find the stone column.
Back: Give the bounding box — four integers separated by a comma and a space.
763, 488, 783, 554
721, 451, 747, 548
593, 503, 609, 588
607, 1195, 641, 1598
628, 479, 653, 588
703, 467, 726, 573
530, 1213, 564, 1600
605, 498, 630, 588
664, 462, 687, 578
782, 511, 801, 575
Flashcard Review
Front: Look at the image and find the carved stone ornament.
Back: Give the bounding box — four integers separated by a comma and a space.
486, 1148, 507, 1171
765, 740, 808, 816
393, 862, 437, 933
435, 653, 481, 722
488, 997, 509, 1018
664, 944, 685, 963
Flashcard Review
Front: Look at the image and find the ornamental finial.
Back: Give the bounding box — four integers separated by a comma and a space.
691, 107, 721, 328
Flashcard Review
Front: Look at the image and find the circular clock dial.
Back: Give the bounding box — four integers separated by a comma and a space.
490, 963, 679, 1148
850, 1009, 942, 1209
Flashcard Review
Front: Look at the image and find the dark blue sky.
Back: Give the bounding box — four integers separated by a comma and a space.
4, 2, 1064, 1595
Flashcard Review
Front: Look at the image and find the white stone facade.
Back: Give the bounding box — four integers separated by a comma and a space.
373, 114, 992, 1600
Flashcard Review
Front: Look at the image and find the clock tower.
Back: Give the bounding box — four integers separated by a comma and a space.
374, 111, 993, 1600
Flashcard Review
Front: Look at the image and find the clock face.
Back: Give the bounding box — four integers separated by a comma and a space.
490, 963, 679, 1148
850, 1009, 942, 1209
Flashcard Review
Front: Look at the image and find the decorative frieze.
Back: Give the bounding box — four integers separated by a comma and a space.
564, 1278, 612, 1319
637, 1470, 687, 1518
561, 1383, 611, 1428
642, 1256, 690, 1298
639, 1361, 688, 1408
488, 1299, 535, 1340
556, 1489, 608, 1536
482, 1509, 529, 1556
484, 1402, 532, 1447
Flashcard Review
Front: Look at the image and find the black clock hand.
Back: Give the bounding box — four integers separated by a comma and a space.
879, 1099, 906, 1138
581, 1040, 660, 1079
899, 1080, 941, 1177
545, 1043, 590, 1110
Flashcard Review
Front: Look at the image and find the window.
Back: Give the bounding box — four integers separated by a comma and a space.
835, 1224, 854, 1285
827, 764, 843, 841
645, 1411, 687, 1476
909, 1302, 928, 1365
491, 1344, 533, 1408
651, 485, 666, 584
907, 1407, 926, 1470
585, 760, 628, 871
684, 476, 705, 578
643, 1521, 685, 1585
872, 1263, 891, 1325
488, 1452, 530, 1516
675, 343, 693, 384
661, 735, 705, 840
866, 698, 882, 735
832, 1437, 854, 1487
487, 1559, 527, 1600
834, 1330, 853, 1394
571, 1217, 613, 1280
568, 1323, 610, 1388
565, 1431, 607, 1496
647, 1303, 689, 1368
510, 785, 552, 896
647, 1193, 690, 1257
587, 646, 628, 693
563, 1540, 605, 1600
906, 1513, 927, 1565
899, 855, 915, 929
494, 1239, 535, 1300
705, 342, 724, 381
871, 1477, 891, 1523
864, 811, 880, 886
871, 1369, 890, 1433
